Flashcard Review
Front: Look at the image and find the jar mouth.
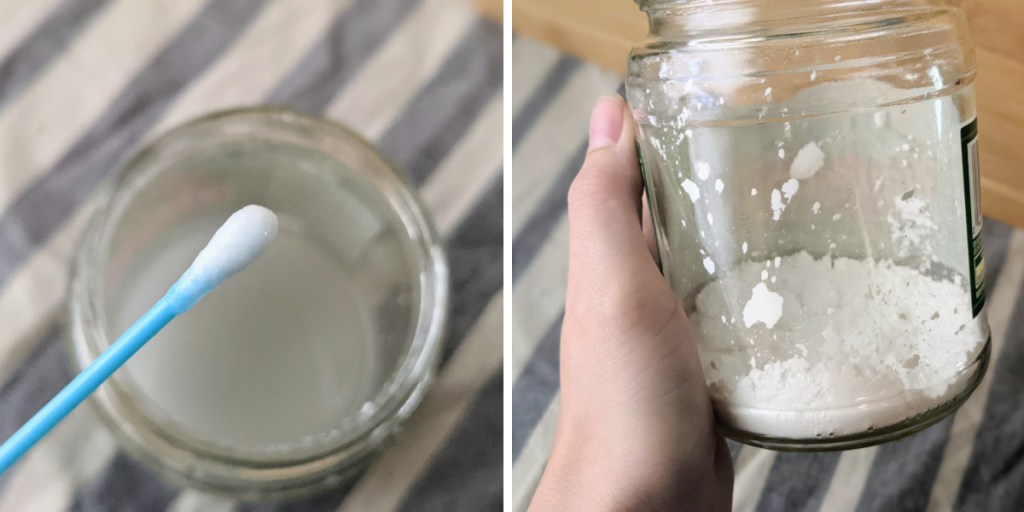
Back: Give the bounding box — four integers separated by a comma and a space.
630, 0, 950, 45
635, 0, 932, 12
67, 107, 449, 497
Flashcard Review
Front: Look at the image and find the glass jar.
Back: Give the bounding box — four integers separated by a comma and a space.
67, 108, 449, 498
627, 0, 989, 450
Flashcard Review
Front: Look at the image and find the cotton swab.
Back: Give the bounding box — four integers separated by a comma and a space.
0, 205, 278, 475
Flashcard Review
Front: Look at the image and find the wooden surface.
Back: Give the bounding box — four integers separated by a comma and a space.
470, 0, 503, 23
511, 0, 1024, 228
511, 0, 645, 76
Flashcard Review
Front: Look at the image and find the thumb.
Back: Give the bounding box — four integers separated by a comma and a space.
566, 96, 671, 312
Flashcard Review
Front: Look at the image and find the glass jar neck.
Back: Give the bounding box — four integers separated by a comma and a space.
639, 0, 942, 36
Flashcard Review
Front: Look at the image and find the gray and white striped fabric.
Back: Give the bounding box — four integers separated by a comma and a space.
509, 35, 1024, 512
0, 1, 501, 510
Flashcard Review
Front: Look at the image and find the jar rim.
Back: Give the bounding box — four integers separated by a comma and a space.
66, 106, 450, 499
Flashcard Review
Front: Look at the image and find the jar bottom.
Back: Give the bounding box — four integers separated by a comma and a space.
718, 337, 991, 451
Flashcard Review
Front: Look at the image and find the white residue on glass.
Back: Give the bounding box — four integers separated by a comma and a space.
771, 189, 785, 220
770, 179, 800, 221
781, 178, 799, 200
682, 179, 701, 202
695, 160, 712, 180
790, 142, 826, 179
703, 256, 717, 274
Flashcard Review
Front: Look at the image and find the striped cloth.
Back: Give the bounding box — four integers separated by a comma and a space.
510, 35, 1024, 512
0, 1, 501, 510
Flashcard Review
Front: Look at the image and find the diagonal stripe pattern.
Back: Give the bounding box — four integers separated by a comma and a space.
0, 1, 502, 510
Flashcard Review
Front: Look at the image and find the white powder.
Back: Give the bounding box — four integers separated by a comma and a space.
888, 193, 938, 258
742, 283, 784, 328
691, 251, 984, 439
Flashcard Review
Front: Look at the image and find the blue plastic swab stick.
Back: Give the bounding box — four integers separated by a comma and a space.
0, 205, 278, 475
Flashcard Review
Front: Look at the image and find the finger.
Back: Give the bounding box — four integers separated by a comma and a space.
588, 95, 626, 153
567, 96, 654, 288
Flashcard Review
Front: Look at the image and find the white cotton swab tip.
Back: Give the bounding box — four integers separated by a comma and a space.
166, 204, 278, 312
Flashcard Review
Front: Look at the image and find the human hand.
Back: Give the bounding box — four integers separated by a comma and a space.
529, 95, 733, 511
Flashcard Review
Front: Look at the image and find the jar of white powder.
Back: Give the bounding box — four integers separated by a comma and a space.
627, 0, 990, 450
68, 108, 449, 497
